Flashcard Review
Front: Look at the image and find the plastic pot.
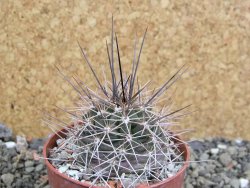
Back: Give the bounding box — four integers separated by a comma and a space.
43, 127, 190, 188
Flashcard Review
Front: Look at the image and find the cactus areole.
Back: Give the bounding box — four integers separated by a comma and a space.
43, 18, 191, 188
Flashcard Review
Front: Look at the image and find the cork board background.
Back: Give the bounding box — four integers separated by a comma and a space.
0, 0, 249, 139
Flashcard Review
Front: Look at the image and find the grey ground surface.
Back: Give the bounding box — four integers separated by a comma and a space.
0, 124, 249, 188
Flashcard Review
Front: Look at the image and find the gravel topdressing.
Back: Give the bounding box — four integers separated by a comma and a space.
0, 126, 249, 188
185, 138, 250, 188
0, 139, 49, 188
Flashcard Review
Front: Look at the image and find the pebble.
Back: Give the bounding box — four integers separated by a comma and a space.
24, 150, 34, 160
0, 124, 13, 141
218, 144, 227, 149
190, 162, 197, 169
230, 179, 240, 188
15, 179, 23, 187
35, 164, 44, 172
223, 175, 231, 184
189, 140, 204, 151
185, 182, 194, 188
240, 178, 249, 188
166, 172, 174, 178
200, 153, 209, 161
228, 146, 237, 155
24, 160, 34, 167
191, 169, 199, 178
219, 153, 232, 166
16, 136, 28, 152
1, 173, 14, 186
4, 141, 16, 149
58, 164, 70, 173
25, 166, 35, 173
56, 138, 64, 146
57, 150, 71, 159
245, 170, 250, 179
29, 138, 45, 150
210, 148, 219, 154
67, 170, 79, 176
235, 138, 243, 146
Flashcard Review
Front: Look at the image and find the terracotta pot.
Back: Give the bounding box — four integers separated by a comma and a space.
43, 127, 190, 188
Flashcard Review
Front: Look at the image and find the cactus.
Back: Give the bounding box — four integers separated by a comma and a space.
46, 19, 190, 188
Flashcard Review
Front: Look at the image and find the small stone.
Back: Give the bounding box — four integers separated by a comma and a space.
210, 148, 219, 154
25, 150, 34, 160
230, 179, 240, 188
200, 153, 209, 161
221, 174, 231, 184
219, 153, 232, 166
228, 146, 237, 155
1, 173, 14, 186
29, 138, 45, 150
185, 182, 194, 188
217, 144, 227, 149
167, 172, 174, 178
8, 147, 17, 158
190, 162, 197, 169
37, 145, 43, 153
22, 174, 31, 179
189, 140, 205, 151
240, 178, 249, 188
232, 160, 238, 165
197, 176, 206, 185
243, 162, 250, 171
14, 173, 21, 178
0, 123, 13, 141
16, 135, 28, 152
15, 179, 23, 187
206, 164, 216, 172
4, 141, 16, 149
67, 170, 81, 180
235, 138, 243, 146
198, 169, 206, 176
67, 169, 79, 176
25, 166, 35, 173
25, 160, 34, 167
191, 169, 199, 178
17, 163, 24, 169
56, 138, 65, 146
58, 165, 69, 173
204, 179, 216, 187
35, 164, 44, 172
244, 170, 250, 179
238, 148, 246, 158
58, 150, 71, 159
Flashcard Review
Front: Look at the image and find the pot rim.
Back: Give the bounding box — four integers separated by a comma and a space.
43, 126, 190, 188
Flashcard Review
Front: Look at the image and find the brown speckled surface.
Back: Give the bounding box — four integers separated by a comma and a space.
0, 0, 249, 139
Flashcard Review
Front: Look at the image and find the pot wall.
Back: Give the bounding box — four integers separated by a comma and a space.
43, 128, 190, 188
